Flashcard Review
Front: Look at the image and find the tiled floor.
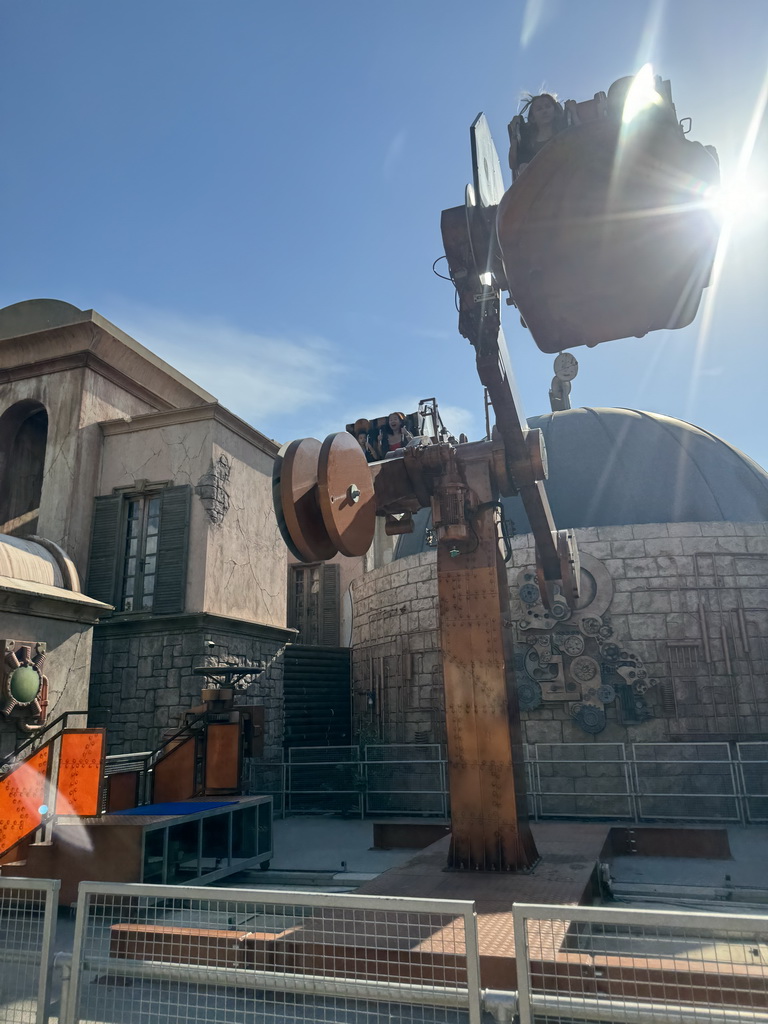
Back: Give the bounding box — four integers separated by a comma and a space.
356, 821, 609, 980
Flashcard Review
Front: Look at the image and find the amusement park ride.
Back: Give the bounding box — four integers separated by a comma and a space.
274, 70, 721, 873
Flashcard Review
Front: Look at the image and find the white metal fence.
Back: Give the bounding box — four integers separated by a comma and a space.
245, 743, 768, 824
60, 880, 481, 1024
513, 902, 768, 1024
0, 876, 59, 1024
4, 875, 768, 1024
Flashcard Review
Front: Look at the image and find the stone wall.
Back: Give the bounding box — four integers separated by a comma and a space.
350, 552, 443, 746
89, 614, 294, 756
349, 522, 768, 751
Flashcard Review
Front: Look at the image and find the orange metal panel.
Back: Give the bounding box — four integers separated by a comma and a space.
154, 737, 197, 803
55, 730, 105, 816
205, 723, 240, 792
106, 771, 139, 812
0, 746, 50, 856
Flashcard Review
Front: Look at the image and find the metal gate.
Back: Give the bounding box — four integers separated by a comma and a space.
0, 876, 59, 1024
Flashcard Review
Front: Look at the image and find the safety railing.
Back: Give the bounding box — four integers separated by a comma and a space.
61, 880, 482, 1024
513, 901, 768, 1024
364, 744, 448, 818
244, 742, 768, 824
7, 876, 768, 1024
0, 876, 59, 1024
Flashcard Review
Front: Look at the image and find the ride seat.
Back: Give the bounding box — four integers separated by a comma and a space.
567, 92, 607, 126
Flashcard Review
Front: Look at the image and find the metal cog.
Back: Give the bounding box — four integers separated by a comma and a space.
572, 704, 606, 735
517, 679, 543, 711
570, 655, 600, 683
601, 643, 621, 664
580, 616, 602, 637
557, 633, 585, 657
597, 683, 616, 703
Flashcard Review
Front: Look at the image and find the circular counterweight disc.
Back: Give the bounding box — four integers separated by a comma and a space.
275, 438, 337, 562
318, 432, 376, 557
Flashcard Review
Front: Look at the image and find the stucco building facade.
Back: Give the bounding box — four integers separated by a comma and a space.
0, 299, 292, 756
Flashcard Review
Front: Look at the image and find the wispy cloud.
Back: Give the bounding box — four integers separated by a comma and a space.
520, 0, 558, 49
109, 305, 340, 432
383, 130, 406, 180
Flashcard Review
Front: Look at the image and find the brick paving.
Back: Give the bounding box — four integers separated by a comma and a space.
355, 821, 608, 985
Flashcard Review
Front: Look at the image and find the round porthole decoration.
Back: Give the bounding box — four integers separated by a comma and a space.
9, 665, 41, 704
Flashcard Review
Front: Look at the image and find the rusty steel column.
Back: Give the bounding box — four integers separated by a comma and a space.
437, 504, 539, 872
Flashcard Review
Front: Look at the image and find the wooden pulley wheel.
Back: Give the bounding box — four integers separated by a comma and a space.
317, 432, 376, 557
273, 438, 337, 562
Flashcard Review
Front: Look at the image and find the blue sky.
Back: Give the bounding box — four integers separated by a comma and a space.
2, 1, 767, 466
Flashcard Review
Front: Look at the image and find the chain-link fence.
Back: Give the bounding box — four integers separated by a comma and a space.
62, 880, 481, 1024
0, 876, 59, 1024
513, 902, 768, 1024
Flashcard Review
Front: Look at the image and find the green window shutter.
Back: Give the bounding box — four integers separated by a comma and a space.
153, 485, 191, 614
319, 563, 340, 647
85, 494, 122, 606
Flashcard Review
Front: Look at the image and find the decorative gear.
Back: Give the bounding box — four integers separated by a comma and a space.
598, 623, 614, 640
570, 655, 600, 683
524, 647, 558, 682
571, 703, 606, 734
580, 616, 602, 637
550, 601, 570, 621
597, 683, 616, 703
600, 643, 621, 664
556, 633, 585, 657
517, 679, 543, 712
519, 582, 541, 605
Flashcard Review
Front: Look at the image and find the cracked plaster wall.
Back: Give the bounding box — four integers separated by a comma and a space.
349, 523, 768, 815
100, 419, 211, 612
100, 417, 286, 626
0, 366, 157, 577
202, 423, 285, 628
0, 609, 92, 758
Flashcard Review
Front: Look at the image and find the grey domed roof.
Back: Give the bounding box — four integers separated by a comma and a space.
396, 408, 768, 557
0, 299, 86, 340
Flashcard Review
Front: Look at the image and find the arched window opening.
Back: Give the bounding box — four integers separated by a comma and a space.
0, 401, 48, 536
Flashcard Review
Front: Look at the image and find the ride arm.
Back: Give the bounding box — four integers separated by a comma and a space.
440, 203, 562, 586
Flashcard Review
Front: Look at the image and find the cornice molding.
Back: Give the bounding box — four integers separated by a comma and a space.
0, 350, 175, 412
94, 611, 296, 643
100, 403, 279, 457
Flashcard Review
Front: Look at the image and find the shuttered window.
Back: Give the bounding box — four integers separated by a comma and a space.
288, 563, 340, 646
86, 485, 191, 614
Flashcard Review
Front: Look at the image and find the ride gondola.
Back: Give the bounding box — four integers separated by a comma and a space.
464, 68, 722, 354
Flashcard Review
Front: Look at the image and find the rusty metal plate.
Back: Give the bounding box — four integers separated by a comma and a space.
318, 432, 376, 557
276, 438, 337, 562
